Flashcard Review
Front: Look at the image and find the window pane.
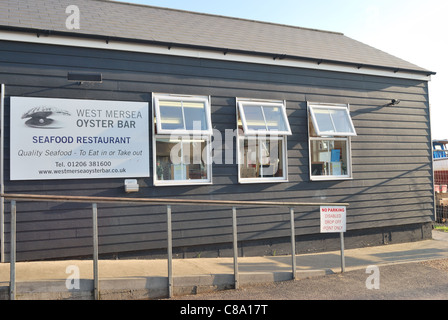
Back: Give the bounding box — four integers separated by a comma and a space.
183, 101, 208, 131
313, 108, 335, 133
332, 108, 355, 134
156, 138, 179, 181
260, 139, 283, 177
156, 138, 209, 181
186, 140, 208, 179
263, 106, 288, 132
158, 100, 184, 131
239, 138, 259, 178
242, 105, 267, 131
239, 137, 284, 179
310, 139, 348, 177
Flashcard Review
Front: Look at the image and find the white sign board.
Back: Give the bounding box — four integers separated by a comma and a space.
10, 97, 150, 180
320, 206, 346, 233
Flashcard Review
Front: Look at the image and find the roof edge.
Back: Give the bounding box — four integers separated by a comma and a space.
0, 25, 436, 77
0, 27, 436, 81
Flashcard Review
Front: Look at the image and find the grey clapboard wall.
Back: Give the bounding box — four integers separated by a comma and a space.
0, 40, 433, 261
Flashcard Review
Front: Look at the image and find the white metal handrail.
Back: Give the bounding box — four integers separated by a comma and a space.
1, 193, 349, 300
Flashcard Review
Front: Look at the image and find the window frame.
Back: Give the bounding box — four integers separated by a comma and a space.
237, 135, 288, 184
237, 99, 292, 136
237, 98, 290, 184
308, 103, 357, 137
152, 93, 213, 186
153, 93, 213, 136
307, 102, 355, 181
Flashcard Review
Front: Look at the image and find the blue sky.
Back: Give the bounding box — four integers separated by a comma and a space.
121, 0, 447, 139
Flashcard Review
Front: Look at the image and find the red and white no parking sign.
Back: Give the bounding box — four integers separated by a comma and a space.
320, 206, 346, 233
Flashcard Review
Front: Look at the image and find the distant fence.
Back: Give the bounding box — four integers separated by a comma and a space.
435, 205, 448, 225
434, 168, 448, 225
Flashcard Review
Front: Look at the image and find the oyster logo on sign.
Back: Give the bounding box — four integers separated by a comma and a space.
22, 106, 71, 129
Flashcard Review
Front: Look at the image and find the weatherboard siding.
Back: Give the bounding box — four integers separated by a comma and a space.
0, 41, 433, 261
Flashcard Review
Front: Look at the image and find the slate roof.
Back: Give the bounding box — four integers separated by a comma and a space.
0, 0, 435, 75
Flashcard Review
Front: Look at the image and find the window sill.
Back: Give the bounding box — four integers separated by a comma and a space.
310, 176, 353, 181
154, 180, 212, 187
238, 178, 289, 184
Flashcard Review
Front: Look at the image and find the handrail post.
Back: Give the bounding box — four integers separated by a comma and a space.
232, 206, 238, 290
9, 200, 16, 300
340, 232, 345, 273
92, 203, 99, 300
167, 205, 173, 298
289, 207, 296, 280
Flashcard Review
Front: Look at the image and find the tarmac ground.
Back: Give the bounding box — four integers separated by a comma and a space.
1, 230, 448, 300
170, 257, 448, 300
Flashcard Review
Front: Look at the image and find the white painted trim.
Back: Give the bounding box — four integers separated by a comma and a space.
0, 30, 432, 81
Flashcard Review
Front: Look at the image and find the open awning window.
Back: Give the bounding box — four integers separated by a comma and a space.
308, 104, 357, 136
154, 94, 212, 135
238, 100, 292, 135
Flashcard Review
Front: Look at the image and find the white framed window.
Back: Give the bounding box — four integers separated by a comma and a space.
153, 93, 212, 186
238, 136, 287, 181
154, 94, 212, 135
308, 104, 356, 136
237, 98, 291, 183
308, 102, 356, 181
238, 100, 292, 135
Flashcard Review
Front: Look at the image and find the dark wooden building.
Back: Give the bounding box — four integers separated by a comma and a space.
0, 0, 436, 261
